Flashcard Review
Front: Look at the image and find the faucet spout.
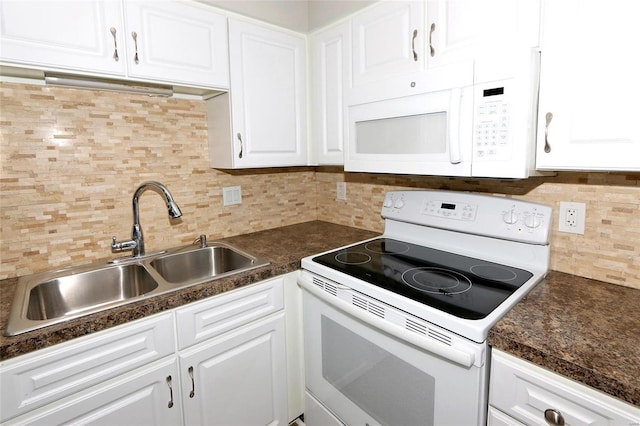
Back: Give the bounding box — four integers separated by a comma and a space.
112, 181, 182, 257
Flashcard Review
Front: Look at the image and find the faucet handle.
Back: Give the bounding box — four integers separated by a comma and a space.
111, 236, 137, 253
193, 234, 207, 248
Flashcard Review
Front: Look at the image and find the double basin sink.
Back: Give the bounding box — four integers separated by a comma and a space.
6, 242, 270, 336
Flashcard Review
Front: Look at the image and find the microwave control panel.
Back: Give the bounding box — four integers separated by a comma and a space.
474, 86, 510, 161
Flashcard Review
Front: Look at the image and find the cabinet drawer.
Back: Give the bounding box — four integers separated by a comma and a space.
175, 277, 284, 350
490, 350, 640, 426
0, 312, 175, 422
487, 407, 526, 426
4, 357, 181, 426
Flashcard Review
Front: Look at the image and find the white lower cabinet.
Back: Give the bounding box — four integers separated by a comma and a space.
0, 275, 293, 426
4, 357, 182, 426
489, 349, 640, 426
179, 313, 287, 425
0, 312, 176, 423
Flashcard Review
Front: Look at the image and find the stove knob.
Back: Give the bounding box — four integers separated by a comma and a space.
394, 198, 405, 209
383, 197, 393, 208
502, 210, 518, 224
524, 214, 541, 229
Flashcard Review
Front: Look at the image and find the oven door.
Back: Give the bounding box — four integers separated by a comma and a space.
300, 273, 487, 426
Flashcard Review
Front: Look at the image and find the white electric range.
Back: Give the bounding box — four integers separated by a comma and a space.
299, 190, 552, 426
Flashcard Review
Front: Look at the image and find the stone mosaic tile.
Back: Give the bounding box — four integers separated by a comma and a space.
1, 82, 639, 289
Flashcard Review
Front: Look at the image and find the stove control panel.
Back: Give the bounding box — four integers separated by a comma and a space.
382, 190, 553, 245
422, 200, 477, 221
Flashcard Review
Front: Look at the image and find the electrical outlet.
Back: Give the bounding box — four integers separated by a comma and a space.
558, 201, 586, 234
336, 182, 347, 201
222, 186, 242, 206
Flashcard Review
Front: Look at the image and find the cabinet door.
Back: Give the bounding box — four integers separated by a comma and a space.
0, 312, 175, 422
180, 313, 288, 426
309, 21, 350, 165
426, 0, 540, 70
536, 0, 640, 171
225, 19, 307, 168
4, 358, 182, 426
490, 350, 640, 426
0, 0, 125, 75
351, 1, 424, 87
123, 0, 229, 88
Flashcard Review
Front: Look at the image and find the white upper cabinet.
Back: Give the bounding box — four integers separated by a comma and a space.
123, 1, 229, 88
535, 0, 640, 171
351, 1, 424, 88
426, 0, 540, 70
0, 0, 229, 89
0, 0, 125, 75
208, 19, 307, 168
309, 21, 351, 165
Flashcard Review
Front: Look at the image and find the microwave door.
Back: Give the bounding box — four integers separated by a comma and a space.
345, 87, 473, 176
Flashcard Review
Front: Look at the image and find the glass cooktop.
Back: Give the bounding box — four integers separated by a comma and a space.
312, 238, 533, 320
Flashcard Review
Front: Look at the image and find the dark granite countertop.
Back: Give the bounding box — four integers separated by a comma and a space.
0, 221, 378, 361
1, 221, 638, 408
489, 271, 640, 407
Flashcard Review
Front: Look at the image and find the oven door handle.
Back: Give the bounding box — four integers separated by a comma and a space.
298, 276, 475, 368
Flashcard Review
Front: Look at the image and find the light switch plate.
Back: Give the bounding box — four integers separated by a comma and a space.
223, 186, 242, 206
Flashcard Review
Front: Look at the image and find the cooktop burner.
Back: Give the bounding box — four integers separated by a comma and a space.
312, 238, 533, 320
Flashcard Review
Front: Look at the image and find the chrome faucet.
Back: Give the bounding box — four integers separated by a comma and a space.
112, 181, 183, 257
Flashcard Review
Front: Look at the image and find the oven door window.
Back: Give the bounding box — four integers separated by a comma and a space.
322, 315, 436, 426
303, 289, 486, 426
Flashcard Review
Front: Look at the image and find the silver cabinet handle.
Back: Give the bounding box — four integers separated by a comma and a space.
544, 408, 565, 426
166, 376, 174, 408
110, 27, 119, 61
412, 29, 418, 61
237, 133, 243, 159
188, 366, 195, 398
544, 112, 553, 153
131, 31, 139, 64
429, 23, 436, 57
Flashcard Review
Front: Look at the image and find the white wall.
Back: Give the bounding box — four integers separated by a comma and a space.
199, 0, 375, 32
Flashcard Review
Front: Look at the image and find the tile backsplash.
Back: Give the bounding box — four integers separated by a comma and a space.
1, 82, 639, 289
0, 82, 317, 279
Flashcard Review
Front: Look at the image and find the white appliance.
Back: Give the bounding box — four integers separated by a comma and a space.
299, 190, 552, 426
345, 52, 541, 179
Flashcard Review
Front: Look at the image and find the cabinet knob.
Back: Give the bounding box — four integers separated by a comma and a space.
544, 408, 565, 426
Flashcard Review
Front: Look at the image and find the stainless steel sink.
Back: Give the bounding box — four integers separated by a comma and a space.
26, 265, 158, 321
6, 241, 269, 336
150, 244, 256, 284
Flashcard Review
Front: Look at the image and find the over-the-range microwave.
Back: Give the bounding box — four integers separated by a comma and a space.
345, 50, 543, 179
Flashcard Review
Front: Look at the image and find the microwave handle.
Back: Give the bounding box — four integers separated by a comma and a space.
448, 87, 462, 164
298, 274, 476, 368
